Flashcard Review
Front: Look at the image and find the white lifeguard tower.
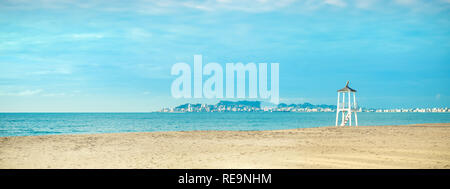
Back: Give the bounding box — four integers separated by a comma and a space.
335, 81, 358, 127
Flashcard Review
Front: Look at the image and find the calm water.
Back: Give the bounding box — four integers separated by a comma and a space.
0, 112, 449, 137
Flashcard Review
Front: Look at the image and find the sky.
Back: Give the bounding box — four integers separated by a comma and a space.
0, 0, 449, 112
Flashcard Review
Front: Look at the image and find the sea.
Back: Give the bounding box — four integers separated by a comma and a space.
0, 112, 449, 137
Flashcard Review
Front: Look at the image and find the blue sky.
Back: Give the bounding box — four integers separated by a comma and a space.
0, 0, 449, 112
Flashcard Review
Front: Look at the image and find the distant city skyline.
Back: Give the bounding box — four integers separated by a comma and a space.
159, 100, 449, 113
0, 0, 449, 112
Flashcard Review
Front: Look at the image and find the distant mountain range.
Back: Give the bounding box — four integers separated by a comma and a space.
175, 100, 261, 109
160, 100, 449, 113
277, 102, 337, 109
171, 100, 335, 111
216, 100, 261, 108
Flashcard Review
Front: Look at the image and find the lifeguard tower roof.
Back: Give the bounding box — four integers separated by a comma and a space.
337, 81, 357, 92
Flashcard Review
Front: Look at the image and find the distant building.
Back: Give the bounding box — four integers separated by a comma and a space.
157, 100, 449, 113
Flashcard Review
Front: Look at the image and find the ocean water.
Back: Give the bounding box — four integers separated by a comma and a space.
0, 112, 449, 137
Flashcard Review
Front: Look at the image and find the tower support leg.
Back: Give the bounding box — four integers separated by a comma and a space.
335, 92, 340, 127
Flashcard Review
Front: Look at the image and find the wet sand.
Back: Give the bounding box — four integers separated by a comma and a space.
1, 123, 449, 169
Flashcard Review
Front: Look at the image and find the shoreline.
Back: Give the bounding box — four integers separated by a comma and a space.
2, 122, 449, 138
1, 123, 449, 169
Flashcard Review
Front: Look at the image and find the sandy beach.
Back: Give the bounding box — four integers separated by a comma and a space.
0, 123, 449, 169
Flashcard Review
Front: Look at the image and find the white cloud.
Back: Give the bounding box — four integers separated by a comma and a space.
1, 0, 297, 13
70, 33, 104, 39
1, 0, 449, 14
127, 28, 152, 40
324, 0, 347, 7
0, 89, 43, 96
355, 0, 377, 9
174, 0, 297, 12
18, 89, 43, 96
182, 1, 214, 11
0, 89, 80, 97
394, 0, 417, 6
30, 66, 72, 75
2, 56, 76, 77
436, 93, 441, 100
42, 92, 67, 97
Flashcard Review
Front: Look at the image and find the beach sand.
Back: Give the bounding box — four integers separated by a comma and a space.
1, 123, 449, 169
